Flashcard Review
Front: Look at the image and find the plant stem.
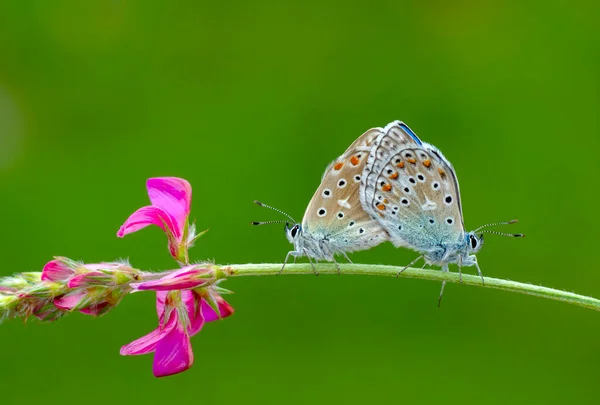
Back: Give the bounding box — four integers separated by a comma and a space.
221, 263, 600, 312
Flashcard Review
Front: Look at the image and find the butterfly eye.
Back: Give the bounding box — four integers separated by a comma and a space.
291, 225, 299, 238
470, 235, 478, 249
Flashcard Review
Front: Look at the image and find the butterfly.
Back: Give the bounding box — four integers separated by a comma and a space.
360, 120, 523, 303
253, 127, 390, 274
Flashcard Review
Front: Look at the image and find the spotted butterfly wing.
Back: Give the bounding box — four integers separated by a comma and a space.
301, 128, 389, 257
361, 121, 465, 252
361, 121, 425, 209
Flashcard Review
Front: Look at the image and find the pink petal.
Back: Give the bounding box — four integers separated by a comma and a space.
80, 302, 111, 316
84, 263, 122, 271
41, 260, 74, 282
187, 292, 205, 336
33, 302, 64, 322
67, 271, 110, 288
180, 291, 204, 335
152, 318, 194, 377
116, 206, 177, 238
54, 290, 88, 310
120, 312, 178, 356
156, 291, 168, 323
146, 177, 191, 239
175, 291, 204, 335
132, 267, 211, 292
201, 296, 234, 322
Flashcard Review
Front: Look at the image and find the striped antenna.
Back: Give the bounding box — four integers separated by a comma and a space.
480, 230, 524, 238
253, 200, 296, 224
474, 219, 519, 233
251, 220, 288, 226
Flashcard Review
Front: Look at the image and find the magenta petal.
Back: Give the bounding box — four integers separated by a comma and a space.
146, 177, 191, 239
67, 271, 109, 288
41, 260, 74, 282
152, 319, 194, 377
156, 291, 168, 323
120, 313, 178, 356
188, 294, 205, 336
201, 297, 234, 322
180, 291, 204, 335
54, 291, 87, 310
85, 263, 122, 271
132, 267, 210, 292
117, 206, 177, 238
80, 302, 110, 316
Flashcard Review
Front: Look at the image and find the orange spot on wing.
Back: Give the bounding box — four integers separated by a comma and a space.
407, 158, 417, 164
376, 203, 385, 211
382, 184, 392, 192
383, 199, 389, 204
390, 172, 399, 179
397, 161, 405, 168
350, 156, 360, 166
438, 168, 446, 178
423, 159, 431, 168
334, 162, 344, 170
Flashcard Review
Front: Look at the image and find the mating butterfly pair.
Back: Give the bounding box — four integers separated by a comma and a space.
254, 121, 522, 302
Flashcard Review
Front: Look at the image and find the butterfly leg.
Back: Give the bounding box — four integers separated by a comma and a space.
437, 264, 449, 307
473, 256, 485, 286
329, 255, 341, 275
396, 255, 424, 277
342, 252, 353, 264
457, 255, 463, 284
304, 249, 319, 276
317, 240, 338, 275
279, 251, 297, 275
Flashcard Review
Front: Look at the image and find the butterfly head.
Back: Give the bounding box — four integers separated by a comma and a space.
466, 232, 484, 254
284, 223, 302, 244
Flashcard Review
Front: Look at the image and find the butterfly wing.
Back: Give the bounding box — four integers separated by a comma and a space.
301, 127, 389, 256
361, 121, 424, 209
361, 122, 465, 252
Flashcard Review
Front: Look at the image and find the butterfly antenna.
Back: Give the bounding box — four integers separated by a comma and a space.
480, 230, 524, 238
473, 219, 519, 232
251, 220, 288, 226
253, 200, 296, 223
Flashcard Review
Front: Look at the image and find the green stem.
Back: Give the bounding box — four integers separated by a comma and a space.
221, 263, 600, 312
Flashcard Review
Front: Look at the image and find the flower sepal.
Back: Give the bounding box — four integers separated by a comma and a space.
186, 222, 209, 250
211, 285, 234, 295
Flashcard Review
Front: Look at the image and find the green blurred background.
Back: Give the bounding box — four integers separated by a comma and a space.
1, 1, 598, 404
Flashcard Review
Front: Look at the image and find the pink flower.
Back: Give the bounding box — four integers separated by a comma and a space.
41, 258, 137, 317
120, 288, 233, 377
41, 258, 125, 285
117, 177, 199, 263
